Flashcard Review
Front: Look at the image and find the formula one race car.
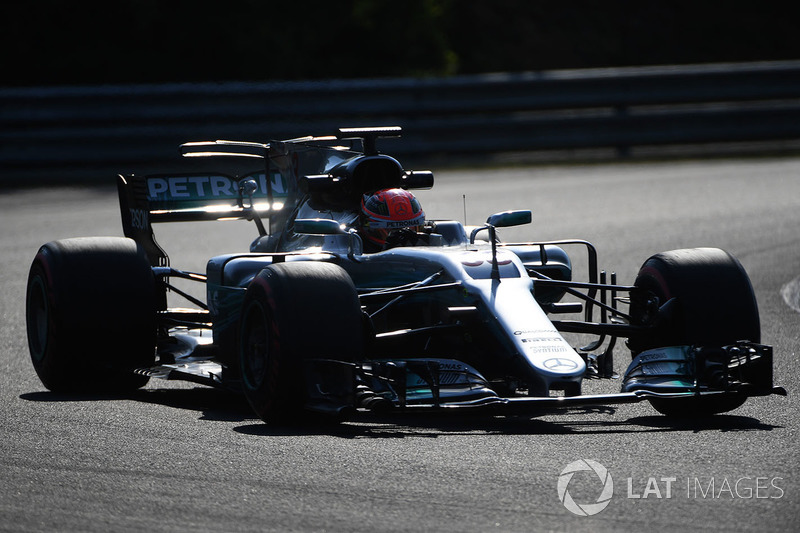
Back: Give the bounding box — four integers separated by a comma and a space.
25, 127, 785, 423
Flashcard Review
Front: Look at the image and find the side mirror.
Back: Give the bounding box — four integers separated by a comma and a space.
240, 178, 258, 198
293, 218, 346, 235
486, 210, 532, 228
470, 210, 532, 245
402, 170, 434, 190
294, 218, 363, 261
239, 178, 266, 236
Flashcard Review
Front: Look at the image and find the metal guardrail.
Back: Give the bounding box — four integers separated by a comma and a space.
2, 60, 800, 184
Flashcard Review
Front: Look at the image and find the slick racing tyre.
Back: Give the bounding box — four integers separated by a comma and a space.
629, 248, 760, 416
26, 237, 157, 392
238, 261, 364, 424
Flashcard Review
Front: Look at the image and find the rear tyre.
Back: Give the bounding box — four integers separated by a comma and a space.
239, 261, 364, 424
629, 248, 760, 416
26, 237, 156, 392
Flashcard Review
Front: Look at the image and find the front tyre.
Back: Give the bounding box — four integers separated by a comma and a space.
239, 261, 364, 424
26, 237, 156, 392
629, 248, 760, 416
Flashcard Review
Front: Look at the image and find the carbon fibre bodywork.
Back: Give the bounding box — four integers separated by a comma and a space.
87, 128, 787, 418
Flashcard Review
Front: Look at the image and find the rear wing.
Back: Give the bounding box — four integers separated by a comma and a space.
117, 171, 289, 266
117, 127, 405, 266
119, 171, 288, 222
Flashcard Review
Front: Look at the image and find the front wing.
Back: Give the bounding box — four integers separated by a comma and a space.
134, 337, 785, 417
302, 341, 785, 417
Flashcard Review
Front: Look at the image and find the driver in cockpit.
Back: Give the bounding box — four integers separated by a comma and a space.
359, 188, 426, 253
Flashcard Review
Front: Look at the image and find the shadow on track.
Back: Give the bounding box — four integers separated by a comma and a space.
21, 388, 783, 438
232, 409, 783, 439
20, 386, 257, 423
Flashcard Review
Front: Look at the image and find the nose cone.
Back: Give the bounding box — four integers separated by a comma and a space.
525, 345, 586, 381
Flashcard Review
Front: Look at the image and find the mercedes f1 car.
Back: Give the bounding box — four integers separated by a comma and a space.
25, 127, 785, 423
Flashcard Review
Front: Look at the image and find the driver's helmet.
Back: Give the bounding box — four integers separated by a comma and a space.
360, 188, 425, 248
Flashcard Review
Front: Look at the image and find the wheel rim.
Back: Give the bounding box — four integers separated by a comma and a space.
241, 301, 269, 390
27, 275, 49, 363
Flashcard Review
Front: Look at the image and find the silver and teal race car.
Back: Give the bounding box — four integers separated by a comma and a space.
25, 127, 785, 423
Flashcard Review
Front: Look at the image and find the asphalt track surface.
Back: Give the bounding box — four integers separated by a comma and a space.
1, 157, 799, 532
